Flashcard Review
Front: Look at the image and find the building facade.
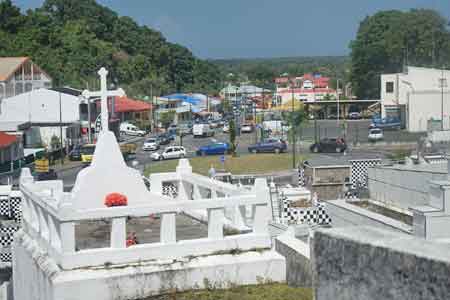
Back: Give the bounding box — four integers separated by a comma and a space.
0, 89, 81, 149
0, 57, 52, 101
275, 74, 338, 104
380, 66, 450, 132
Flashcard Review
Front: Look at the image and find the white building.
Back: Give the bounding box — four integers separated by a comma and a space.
274, 74, 338, 104
220, 84, 271, 99
0, 89, 81, 148
380, 66, 450, 132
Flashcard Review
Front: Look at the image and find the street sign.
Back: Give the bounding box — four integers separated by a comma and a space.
35, 158, 49, 173
95, 113, 102, 133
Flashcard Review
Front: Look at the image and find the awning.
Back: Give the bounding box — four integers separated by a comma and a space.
96, 96, 151, 113
0, 132, 17, 148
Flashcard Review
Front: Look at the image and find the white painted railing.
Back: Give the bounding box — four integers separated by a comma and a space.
19, 163, 272, 270
150, 159, 257, 230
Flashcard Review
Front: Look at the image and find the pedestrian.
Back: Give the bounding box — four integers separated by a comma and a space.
208, 164, 216, 178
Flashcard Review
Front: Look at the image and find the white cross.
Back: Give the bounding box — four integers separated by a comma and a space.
82, 67, 125, 131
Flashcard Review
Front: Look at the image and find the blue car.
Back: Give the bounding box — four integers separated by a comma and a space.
196, 142, 230, 156
248, 138, 287, 154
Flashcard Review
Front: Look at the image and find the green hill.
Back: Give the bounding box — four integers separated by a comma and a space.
0, 0, 222, 98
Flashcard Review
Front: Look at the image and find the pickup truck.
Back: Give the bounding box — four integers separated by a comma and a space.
369, 116, 401, 130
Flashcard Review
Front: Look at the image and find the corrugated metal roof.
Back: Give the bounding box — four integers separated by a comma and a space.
0, 57, 29, 81
0, 132, 17, 148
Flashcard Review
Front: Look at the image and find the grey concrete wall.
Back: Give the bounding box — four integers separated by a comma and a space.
368, 166, 447, 211
275, 234, 312, 287
326, 200, 411, 234
312, 226, 450, 300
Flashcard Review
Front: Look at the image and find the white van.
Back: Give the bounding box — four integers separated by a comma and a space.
193, 123, 215, 138
120, 123, 146, 137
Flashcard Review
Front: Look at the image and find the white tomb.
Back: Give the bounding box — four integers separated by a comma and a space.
12, 68, 285, 300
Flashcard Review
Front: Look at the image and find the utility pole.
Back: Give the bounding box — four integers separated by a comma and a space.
337, 79, 340, 127
439, 68, 447, 130
291, 79, 296, 169
86, 82, 92, 143
59, 92, 64, 165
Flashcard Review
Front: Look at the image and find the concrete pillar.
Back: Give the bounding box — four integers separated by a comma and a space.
207, 208, 224, 239
160, 213, 176, 244
110, 217, 126, 249
60, 222, 75, 253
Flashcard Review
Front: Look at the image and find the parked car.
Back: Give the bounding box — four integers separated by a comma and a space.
310, 138, 347, 153
369, 115, 401, 130
241, 123, 254, 133
196, 142, 230, 156
157, 134, 171, 145
120, 122, 146, 137
328, 114, 338, 120
368, 128, 384, 141
142, 138, 160, 151
179, 123, 193, 136
69, 145, 82, 161
81, 144, 96, 165
150, 146, 186, 161
348, 112, 362, 119
223, 123, 230, 133
248, 138, 287, 154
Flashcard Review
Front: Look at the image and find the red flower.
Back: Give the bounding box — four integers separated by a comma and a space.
104, 193, 128, 207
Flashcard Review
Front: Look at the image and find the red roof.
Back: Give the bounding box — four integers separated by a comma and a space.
97, 96, 152, 113
0, 132, 17, 148
278, 88, 336, 94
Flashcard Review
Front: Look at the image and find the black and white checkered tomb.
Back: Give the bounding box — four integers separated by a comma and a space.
281, 199, 331, 226
350, 159, 381, 188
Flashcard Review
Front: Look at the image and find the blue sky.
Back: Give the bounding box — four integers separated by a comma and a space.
15, 0, 450, 59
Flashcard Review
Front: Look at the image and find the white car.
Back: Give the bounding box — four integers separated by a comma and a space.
151, 146, 186, 161
368, 128, 383, 141
223, 123, 230, 133
142, 138, 159, 151
241, 124, 254, 133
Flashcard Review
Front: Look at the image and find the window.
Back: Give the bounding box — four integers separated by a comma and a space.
386, 81, 394, 93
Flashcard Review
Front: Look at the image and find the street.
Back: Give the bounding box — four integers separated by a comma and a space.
56, 119, 421, 190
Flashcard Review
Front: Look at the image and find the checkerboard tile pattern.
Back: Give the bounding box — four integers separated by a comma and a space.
0, 191, 23, 262
162, 183, 178, 198
350, 159, 381, 188
281, 199, 332, 226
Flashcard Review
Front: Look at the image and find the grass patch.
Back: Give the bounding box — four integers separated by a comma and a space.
144, 153, 306, 176
148, 284, 312, 300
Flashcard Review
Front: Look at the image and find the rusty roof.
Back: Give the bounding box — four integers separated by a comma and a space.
0, 57, 29, 81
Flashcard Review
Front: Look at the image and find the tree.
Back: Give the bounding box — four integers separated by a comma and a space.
349, 9, 450, 99
0, 0, 221, 96
228, 119, 237, 157
159, 111, 175, 129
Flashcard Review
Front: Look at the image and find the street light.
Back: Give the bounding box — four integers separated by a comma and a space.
290, 78, 296, 169
438, 68, 448, 130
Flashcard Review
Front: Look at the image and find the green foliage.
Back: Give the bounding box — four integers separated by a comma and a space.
148, 284, 313, 300
350, 9, 450, 99
213, 56, 350, 89
50, 135, 61, 150
228, 119, 237, 156
0, 0, 223, 97
159, 111, 176, 129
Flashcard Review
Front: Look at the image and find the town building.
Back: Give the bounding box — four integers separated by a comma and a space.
380, 66, 450, 132
0, 132, 23, 172
0, 57, 52, 101
0, 89, 81, 149
274, 73, 338, 104
220, 84, 271, 100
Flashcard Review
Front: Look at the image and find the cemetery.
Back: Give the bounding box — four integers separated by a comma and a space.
0, 68, 449, 299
